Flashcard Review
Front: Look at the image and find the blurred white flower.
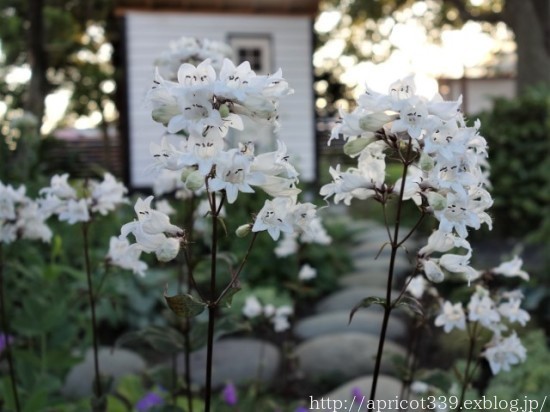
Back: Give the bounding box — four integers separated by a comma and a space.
298, 264, 317, 281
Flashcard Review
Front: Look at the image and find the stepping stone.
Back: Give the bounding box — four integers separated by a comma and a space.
316, 287, 399, 313
353, 255, 412, 275
294, 311, 407, 342
319, 375, 403, 410
178, 338, 280, 389
295, 333, 406, 383
339, 271, 405, 289
62, 347, 147, 399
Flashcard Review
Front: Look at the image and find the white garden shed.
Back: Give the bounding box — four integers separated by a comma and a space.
115, 0, 319, 188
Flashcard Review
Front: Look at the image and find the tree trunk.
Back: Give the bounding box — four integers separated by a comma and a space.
503, 0, 550, 93
25, 0, 48, 127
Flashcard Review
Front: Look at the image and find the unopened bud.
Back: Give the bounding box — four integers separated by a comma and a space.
219, 103, 230, 118
427, 192, 446, 211
180, 166, 196, 182
185, 170, 205, 191
343, 136, 375, 156
423, 260, 444, 283
359, 112, 398, 132
419, 153, 435, 172
236, 224, 251, 238
156, 238, 180, 262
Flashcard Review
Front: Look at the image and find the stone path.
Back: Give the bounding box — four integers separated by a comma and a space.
62, 219, 419, 405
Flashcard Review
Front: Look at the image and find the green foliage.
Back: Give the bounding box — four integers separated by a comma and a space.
478, 88, 550, 241
485, 330, 550, 404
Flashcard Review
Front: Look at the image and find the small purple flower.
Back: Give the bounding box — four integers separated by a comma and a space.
295, 407, 309, 412
222, 382, 238, 406
136, 392, 164, 412
351, 386, 363, 399
0, 333, 13, 354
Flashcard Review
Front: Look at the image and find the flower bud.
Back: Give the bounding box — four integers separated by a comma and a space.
155, 238, 180, 262
359, 112, 398, 132
218, 103, 230, 118
236, 224, 251, 238
180, 166, 196, 182
185, 170, 205, 191
427, 192, 447, 211
423, 260, 444, 283
419, 153, 435, 172
343, 136, 375, 156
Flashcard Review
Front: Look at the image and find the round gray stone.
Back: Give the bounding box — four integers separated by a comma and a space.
353, 255, 412, 276
339, 271, 405, 289
295, 333, 407, 383
316, 287, 399, 313
62, 347, 147, 399
179, 338, 280, 389
321, 375, 403, 409
294, 311, 406, 342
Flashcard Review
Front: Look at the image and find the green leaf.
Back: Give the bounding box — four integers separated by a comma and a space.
116, 325, 186, 354
217, 215, 228, 236
393, 295, 424, 319
164, 287, 207, 318
349, 296, 387, 324
219, 283, 241, 308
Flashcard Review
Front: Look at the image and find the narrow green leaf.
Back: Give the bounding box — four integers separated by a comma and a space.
219, 283, 241, 308
393, 295, 424, 318
164, 286, 206, 318
349, 296, 387, 324
116, 326, 186, 354
217, 215, 228, 236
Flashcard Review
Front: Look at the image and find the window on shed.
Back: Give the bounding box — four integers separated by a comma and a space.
228, 35, 272, 75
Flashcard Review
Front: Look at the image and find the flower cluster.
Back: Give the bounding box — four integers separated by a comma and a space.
154, 36, 233, 81
242, 295, 293, 332
0, 180, 51, 244
146, 58, 329, 244
39, 173, 128, 224
117, 196, 185, 265
434, 256, 530, 374
322, 76, 492, 283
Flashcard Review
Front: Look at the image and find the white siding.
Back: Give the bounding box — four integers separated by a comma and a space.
125, 11, 315, 187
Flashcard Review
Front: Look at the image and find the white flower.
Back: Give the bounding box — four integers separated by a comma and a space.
483, 333, 527, 374
120, 196, 184, 262
298, 264, 317, 281
16, 202, 52, 243
498, 299, 530, 326
149, 137, 186, 172
435, 301, 467, 333
271, 305, 293, 332
391, 97, 429, 139
242, 296, 263, 319
252, 197, 294, 241
492, 256, 529, 281
58, 199, 90, 224
252, 140, 298, 179
274, 232, 298, 257
39, 174, 76, 199
434, 192, 481, 239
107, 236, 147, 276
468, 288, 500, 328
90, 173, 128, 215
320, 165, 374, 205
208, 149, 264, 203
422, 259, 445, 283
406, 276, 427, 299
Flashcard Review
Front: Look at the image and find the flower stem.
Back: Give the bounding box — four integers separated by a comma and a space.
82, 222, 102, 400
369, 138, 413, 409
457, 322, 479, 411
0, 244, 21, 412
204, 191, 221, 412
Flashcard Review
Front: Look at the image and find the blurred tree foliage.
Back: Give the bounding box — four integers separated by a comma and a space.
316, 0, 550, 116
478, 88, 550, 242
0, 0, 117, 133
